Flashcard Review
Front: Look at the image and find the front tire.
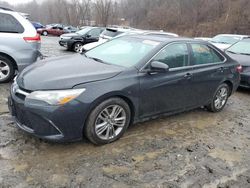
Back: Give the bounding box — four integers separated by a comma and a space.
0, 55, 15, 83
73, 42, 83, 53
85, 98, 131, 145
206, 83, 230, 112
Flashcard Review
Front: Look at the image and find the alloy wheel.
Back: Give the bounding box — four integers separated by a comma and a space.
214, 87, 228, 110
74, 43, 83, 53
95, 105, 127, 140
0, 60, 10, 81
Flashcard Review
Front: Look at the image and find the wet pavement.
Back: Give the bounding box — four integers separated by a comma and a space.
0, 36, 250, 188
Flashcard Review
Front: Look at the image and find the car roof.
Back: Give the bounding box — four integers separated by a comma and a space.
126, 34, 197, 43
214, 34, 249, 38
240, 38, 250, 42
0, 7, 13, 12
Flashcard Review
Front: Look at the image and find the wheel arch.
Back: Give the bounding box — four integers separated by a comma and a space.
0, 52, 18, 70
223, 80, 233, 96
82, 93, 136, 133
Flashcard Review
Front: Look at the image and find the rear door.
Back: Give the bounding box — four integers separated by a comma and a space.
139, 42, 196, 117
188, 43, 227, 106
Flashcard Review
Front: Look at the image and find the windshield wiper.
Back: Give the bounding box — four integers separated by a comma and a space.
88, 57, 110, 65
239, 53, 250, 56
227, 50, 237, 54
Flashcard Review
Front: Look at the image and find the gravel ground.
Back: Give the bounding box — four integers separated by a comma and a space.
0, 36, 250, 188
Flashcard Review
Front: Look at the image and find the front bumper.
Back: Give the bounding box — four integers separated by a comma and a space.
8, 84, 87, 142
59, 40, 68, 47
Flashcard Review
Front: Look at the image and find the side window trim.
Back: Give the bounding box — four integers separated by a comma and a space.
188, 42, 227, 67
140, 42, 190, 72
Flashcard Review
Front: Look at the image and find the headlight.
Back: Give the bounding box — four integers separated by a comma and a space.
26, 89, 85, 105
62, 36, 72, 40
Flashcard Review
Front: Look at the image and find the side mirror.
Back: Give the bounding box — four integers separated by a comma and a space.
149, 61, 169, 73
86, 34, 91, 38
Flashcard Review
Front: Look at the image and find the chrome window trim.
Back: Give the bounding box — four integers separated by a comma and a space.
188, 42, 227, 64
139, 41, 228, 73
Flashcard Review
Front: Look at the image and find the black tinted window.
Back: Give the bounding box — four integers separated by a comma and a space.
191, 44, 224, 65
88, 28, 102, 37
102, 29, 122, 37
153, 43, 189, 69
0, 13, 24, 33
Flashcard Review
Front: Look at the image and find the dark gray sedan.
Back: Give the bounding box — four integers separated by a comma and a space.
226, 38, 250, 88
8, 35, 240, 145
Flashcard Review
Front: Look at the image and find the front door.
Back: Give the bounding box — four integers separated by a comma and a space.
139, 42, 196, 118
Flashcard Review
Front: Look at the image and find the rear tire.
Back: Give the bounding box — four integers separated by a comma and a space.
206, 83, 230, 112
84, 98, 131, 145
0, 55, 15, 83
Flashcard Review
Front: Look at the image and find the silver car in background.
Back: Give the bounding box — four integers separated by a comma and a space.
0, 7, 41, 83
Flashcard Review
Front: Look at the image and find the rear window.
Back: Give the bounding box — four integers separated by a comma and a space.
102, 29, 123, 37
0, 13, 24, 33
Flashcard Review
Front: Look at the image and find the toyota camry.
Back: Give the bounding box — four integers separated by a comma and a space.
8, 35, 241, 145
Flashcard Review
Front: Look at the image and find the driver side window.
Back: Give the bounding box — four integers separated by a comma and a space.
153, 43, 189, 69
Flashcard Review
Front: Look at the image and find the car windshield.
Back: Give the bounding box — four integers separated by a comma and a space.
85, 37, 160, 67
76, 27, 93, 35
227, 40, 250, 55
211, 35, 241, 44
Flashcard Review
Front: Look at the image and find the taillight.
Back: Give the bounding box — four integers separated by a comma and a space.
236, 65, 243, 73
23, 33, 41, 43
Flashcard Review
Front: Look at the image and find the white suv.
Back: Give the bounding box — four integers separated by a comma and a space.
0, 7, 41, 83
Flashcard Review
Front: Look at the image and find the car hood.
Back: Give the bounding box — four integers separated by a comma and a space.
83, 40, 107, 50
225, 52, 250, 66
17, 54, 124, 91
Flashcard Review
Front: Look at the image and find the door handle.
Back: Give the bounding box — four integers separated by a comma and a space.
217, 67, 224, 72
184, 73, 193, 79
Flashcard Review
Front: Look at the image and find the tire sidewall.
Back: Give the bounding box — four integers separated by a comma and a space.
85, 98, 131, 145
211, 84, 230, 112
73, 42, 83, 53
0, 56, 14, 83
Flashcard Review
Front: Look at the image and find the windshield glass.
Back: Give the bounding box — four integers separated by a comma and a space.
211, 35, 241, 44
85, 37, 160, 67
227, 40, 250, 55
76, 27, 92, 35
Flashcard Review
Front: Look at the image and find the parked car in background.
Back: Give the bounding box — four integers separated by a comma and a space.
225, 38, 250, 88
9, 35, 240, 144
59, 27, 104, 52
31, 22, 45, 30
82, 28, 141, 51
64, 26, 78, 33
194, 37, 212, 41
37, 25, 65, 36
0, 7, 41, 83
82, 29, 178, 52
209, 34, 248, 50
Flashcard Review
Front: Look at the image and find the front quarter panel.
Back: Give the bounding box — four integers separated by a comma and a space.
73, 68, 140, 124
